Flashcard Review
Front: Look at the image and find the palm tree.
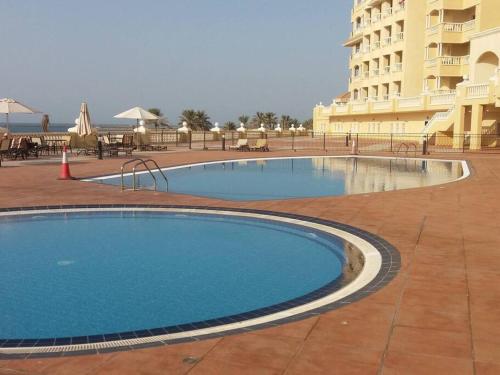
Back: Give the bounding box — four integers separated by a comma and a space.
251, 112, 266, 128
280, 115, 292, 130
238, 115, 249, 126
148, 108, 171, 129
179, 109, 197, 128
195, 110, 212, 131
263, 112, 277, 129
224, 121, 236, 131
148, 108, 163, 117
290, 118, 300, 127
303, 119, 313, 129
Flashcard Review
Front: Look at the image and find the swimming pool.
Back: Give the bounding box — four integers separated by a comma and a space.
0, 206, 399, 356
86, 156, 468, 201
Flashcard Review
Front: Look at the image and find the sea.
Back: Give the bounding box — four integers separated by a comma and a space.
4, 123, 133, 133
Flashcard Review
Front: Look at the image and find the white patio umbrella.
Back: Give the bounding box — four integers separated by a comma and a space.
0, 98, 39, 132
76, 102, 92, 136
275, 123, 282, 132
114, 106, 159, 126
257, 123, 266, 133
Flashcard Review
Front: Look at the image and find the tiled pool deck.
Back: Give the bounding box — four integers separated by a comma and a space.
0, 150, 499, 374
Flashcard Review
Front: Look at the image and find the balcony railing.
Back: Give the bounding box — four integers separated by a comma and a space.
398, 96, 422, 108
371, 13, 382, 24
425, 55, 470, 67
466, 84, 489, 98
382, 8, 392, 18
394, 32, 404, 42
393, 63, 403, 72
427, 20, 477, 35
371, 41, 381, 50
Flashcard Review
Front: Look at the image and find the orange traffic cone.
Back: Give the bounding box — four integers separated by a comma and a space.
58, 145, 75, 180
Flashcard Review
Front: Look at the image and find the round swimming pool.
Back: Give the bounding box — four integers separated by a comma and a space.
0, 206, 398, 356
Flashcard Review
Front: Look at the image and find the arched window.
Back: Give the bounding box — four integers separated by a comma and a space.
475, 52, 499, 83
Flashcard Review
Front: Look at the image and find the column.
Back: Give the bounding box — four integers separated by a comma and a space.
453, 105, 466, 149
470, 104, 484, 150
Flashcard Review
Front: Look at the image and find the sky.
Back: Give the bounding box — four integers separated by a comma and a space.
0, 0, 351, 125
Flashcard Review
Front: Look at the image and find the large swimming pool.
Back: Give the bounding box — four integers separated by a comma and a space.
86, 156, 467, 200
0, 207, 394, 355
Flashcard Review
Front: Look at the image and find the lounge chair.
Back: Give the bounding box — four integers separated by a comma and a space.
250, 139, 269, 152
229, 139, 249, 151
9, 137, 29, 160
120, 134, 135, 155
30, 136, 49, 156
0, 139, 11, 164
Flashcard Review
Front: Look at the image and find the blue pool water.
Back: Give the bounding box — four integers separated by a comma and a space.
0, 211, 347, 339
89, 157, 464, 200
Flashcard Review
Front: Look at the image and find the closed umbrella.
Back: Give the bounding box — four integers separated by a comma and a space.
77, 103, 92, 136
0, 98, 39, 132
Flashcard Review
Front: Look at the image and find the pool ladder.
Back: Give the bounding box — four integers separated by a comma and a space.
394, 143, 417, 158
121, 158, 169, 192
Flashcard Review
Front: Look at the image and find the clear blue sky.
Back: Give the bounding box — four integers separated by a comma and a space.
0, 0, 351, 125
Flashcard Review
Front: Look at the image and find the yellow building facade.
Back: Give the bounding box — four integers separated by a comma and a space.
313, 0, 500, 149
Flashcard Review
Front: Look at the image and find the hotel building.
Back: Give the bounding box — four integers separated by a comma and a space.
313, 0, 500, 149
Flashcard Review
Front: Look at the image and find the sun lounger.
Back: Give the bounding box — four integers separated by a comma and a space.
0, 139, 11, 165
250, 139, 269, 152
120, 134, 135, 155
229, 139, 249, 151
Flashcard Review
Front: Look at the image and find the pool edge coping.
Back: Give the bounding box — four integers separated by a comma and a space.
0, 205, 400, 359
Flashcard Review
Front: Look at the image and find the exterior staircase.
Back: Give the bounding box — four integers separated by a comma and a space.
421, 105, 456, 135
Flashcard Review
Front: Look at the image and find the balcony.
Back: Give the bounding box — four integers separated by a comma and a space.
392, 63, 403, 72
426, 20, 477, 43
371, 13, 381, 24
382, 7, 392, 19
425, 55, 470, 76
393, 32, 404, 43
317, 80, 496, 118
382, 36, 392, 47
371, 41, 381, 51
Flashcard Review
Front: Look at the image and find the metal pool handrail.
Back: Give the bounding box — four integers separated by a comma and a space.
142, 159, 169, 192
132, 160, 158, 191
120, 158, 168, 192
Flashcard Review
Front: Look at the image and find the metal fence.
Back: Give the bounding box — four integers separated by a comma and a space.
9, 129, 500, 155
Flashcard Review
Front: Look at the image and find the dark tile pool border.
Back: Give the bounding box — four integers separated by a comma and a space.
0, 204, 401, 359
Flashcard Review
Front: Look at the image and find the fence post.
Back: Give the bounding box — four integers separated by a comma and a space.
292, 132, 295, 151
188, 131, 192, 150
175, 131, 178, 147
422, 137, 428, 155
462, 134, 466, 153
356, 134, 359, 154
203, 131, 206, 150
345, 133, 349, 147
222, 134, 226, 151
390, 133, 393, 153
323, 132, 326, 151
